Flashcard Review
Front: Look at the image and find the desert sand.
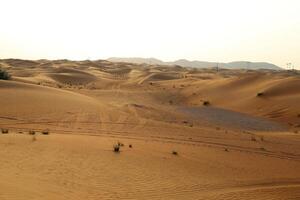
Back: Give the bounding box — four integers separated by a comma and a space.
0, 59, 300, 200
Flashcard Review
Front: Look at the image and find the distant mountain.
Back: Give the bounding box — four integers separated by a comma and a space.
107, 57, 282, 70
224, 61, 281, 70
108, 57, 164, 65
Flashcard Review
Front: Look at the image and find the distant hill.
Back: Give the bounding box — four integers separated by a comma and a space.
107, 57, 282, 70
107, 57, 165, 65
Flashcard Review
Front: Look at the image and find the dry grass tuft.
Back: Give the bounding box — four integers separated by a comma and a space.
29, 130, 36, 135
203, 101, 210, 106
42, 130, 49, 135
1, 128, 9, 134
113, 144, 120, 152
256, 92, 264, 97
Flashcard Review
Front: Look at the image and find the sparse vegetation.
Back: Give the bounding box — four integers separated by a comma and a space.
259, 147, 266, 151
256, 92, 264, 97
0, 68, 11, 80
29, 130, 36, 135
117, 141, 124, 147
224, 148, 229, 152
129, 144, 132, 148
113, 144, 120, 152
251, 135, 257, 142
203, 101, 210, 106
42, 130, 49, 135
1, 128, 9, 134
172, 150, 178, 155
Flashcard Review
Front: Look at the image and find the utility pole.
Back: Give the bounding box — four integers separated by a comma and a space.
247, 62, 250, 70
286, 63, 292, 70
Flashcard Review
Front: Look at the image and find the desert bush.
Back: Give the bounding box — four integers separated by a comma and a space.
42, 130, 49, 135
260, 147, 266, 151
29, 130, 36, 135
172, 150, 178, 155
224, 148, 229, 152
129, 144, 132, 148
117, 141, 124, 147
251, 135, 257, 141
113, 144, 120, 152
203, 101, 210, 106
0, 68, 11, 80
1, 128, 9, 134
256, 92, 264, 97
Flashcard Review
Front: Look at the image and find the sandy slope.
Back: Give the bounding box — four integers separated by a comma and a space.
0, 59, 300, 199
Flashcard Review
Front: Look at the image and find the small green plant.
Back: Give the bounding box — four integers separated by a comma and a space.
1, 128, 9, 134
0, 68, 11, 80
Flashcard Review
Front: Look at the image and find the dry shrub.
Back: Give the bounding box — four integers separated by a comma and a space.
203, 101, 210, 106
1, 128, 9, 134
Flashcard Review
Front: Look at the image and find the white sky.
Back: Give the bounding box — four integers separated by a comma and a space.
0, 0, 300, 68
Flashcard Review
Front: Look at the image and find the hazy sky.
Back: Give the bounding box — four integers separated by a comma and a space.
0, 0, 299, 68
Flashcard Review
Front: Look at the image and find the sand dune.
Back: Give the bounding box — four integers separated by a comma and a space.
0, 59, 300, 199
